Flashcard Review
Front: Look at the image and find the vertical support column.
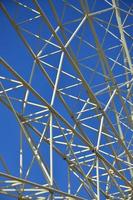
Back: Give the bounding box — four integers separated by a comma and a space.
96, 89, 117, 199
20, 61, 36, 183
50, 52, 64, 186
49, 16, 86, 186
49, 113, 53, 186
68, 166, 71, 194
20, 130, 23, 179
96, 116, 104, 200
96, 157, 100, 200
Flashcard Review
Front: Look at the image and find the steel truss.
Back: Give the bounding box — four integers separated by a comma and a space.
0, 0, 133, 199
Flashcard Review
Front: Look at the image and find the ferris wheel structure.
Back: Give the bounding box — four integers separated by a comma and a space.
0, 0, 133, 199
